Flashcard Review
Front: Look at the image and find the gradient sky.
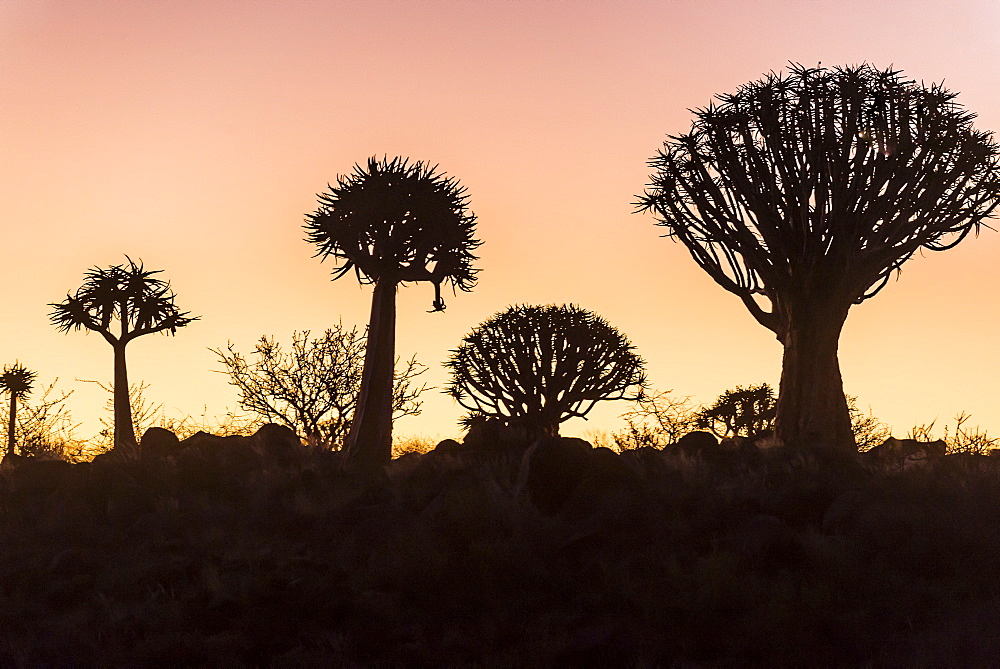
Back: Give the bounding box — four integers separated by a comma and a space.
3, 0, 1000, 445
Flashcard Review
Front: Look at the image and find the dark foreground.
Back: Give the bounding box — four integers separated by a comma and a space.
1, 425, 1000, 667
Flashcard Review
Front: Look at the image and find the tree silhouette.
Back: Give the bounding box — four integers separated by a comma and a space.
639, 63, 1000, 450
49, 258, 197, 450
0, 363, 37, 456
446, 304, 646, 441
0, 377, 80, 460
695, 383, 776, 438
305, 157, 481, 472
212, 326, 427, 447
611, 389, 697, 450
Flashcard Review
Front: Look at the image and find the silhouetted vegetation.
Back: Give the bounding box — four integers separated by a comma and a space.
849, 395, 892, 451
609, 384, 890, 453
212, 326, 427, 447
0, 425, 1000, 664
0, 377, 82, 460
695, 382, 776, 438
0, 363, 37, 456
908, 411, 1000, 455
49, 258, 198, 450
305, 157, 481, 474
446, 304, 646, 441
610, 389, 698, 450
639, 63, 1000, 451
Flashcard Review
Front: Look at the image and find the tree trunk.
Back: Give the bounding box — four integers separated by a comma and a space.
774, 301, 856, 452
522, 418, 560, 444
7, 394, 16, 456
344, 277, 397, 474
113, 343, 137, 450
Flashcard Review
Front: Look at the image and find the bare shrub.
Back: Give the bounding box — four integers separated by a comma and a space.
610, 389, 697, 451
908, 412, 999, 455
213, 326, 427, 449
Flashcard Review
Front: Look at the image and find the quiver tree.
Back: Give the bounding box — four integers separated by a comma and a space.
0, 377, 79, 459
49, 257, 198, 450
446, 304, 647, 441
0, 363, 37, 456
639, 63, 1000, 450
695, 383, 776, 438
305, 157, 481, 473
212, 326, 427, 447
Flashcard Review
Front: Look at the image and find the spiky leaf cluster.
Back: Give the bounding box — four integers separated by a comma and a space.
0, 363, 37, 399
638, 63, 1000, 333
49, 257, 197, 344
446, 304, 646, 432
304, 156, 481, 310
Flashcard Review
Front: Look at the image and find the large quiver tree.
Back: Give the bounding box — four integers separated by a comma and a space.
305, 157, 481, 474
446, 304, 646, 441
639, 63, 1000, 451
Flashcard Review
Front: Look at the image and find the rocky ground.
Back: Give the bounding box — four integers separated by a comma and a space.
0, 425, 998, 666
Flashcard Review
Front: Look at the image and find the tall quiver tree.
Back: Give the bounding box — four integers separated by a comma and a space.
305, 157, 481, 473
49, 257, 198, 450
0, 363, 37, 456
639, 64, 1000, 451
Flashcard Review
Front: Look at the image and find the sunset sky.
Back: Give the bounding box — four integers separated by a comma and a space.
2, 0, 1000, 445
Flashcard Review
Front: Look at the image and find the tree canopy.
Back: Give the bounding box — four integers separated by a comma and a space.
446, 304, 646, 440
304, 156, 481, 311
638, 63, 1000, 338
49, 257, 197, 344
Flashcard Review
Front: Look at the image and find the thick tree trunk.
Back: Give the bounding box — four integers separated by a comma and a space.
344, 277, 397, 474
7, 394, 16, 456
113, 343, 137, 450
523, 418, 560, 444
774, 302, 856, 452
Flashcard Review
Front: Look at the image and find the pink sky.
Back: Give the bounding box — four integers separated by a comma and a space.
2, 0, 1000, 444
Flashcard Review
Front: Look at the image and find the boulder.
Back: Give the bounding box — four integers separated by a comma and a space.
139, 427, 182, 459
522, 436, 593, 514
866, 437, 947, 469
250, 423, 303, 464
175, 432, 259, 491
720, 435, 753, 452
562, 446, 646, 519
432, 439, 463, 456
0, 452, 27, 472
576, 446, 638, 499
2, 456, 74, 500
675, 430, 719, 455
463, 417, 530, 452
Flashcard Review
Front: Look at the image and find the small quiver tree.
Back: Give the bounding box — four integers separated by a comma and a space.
638, 63, 1000, 452
304, 157, 481, 474
49, 257, 198, 450
446, 304, 647, 442
0, 363, 37, 456
695, 383, 776, 439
